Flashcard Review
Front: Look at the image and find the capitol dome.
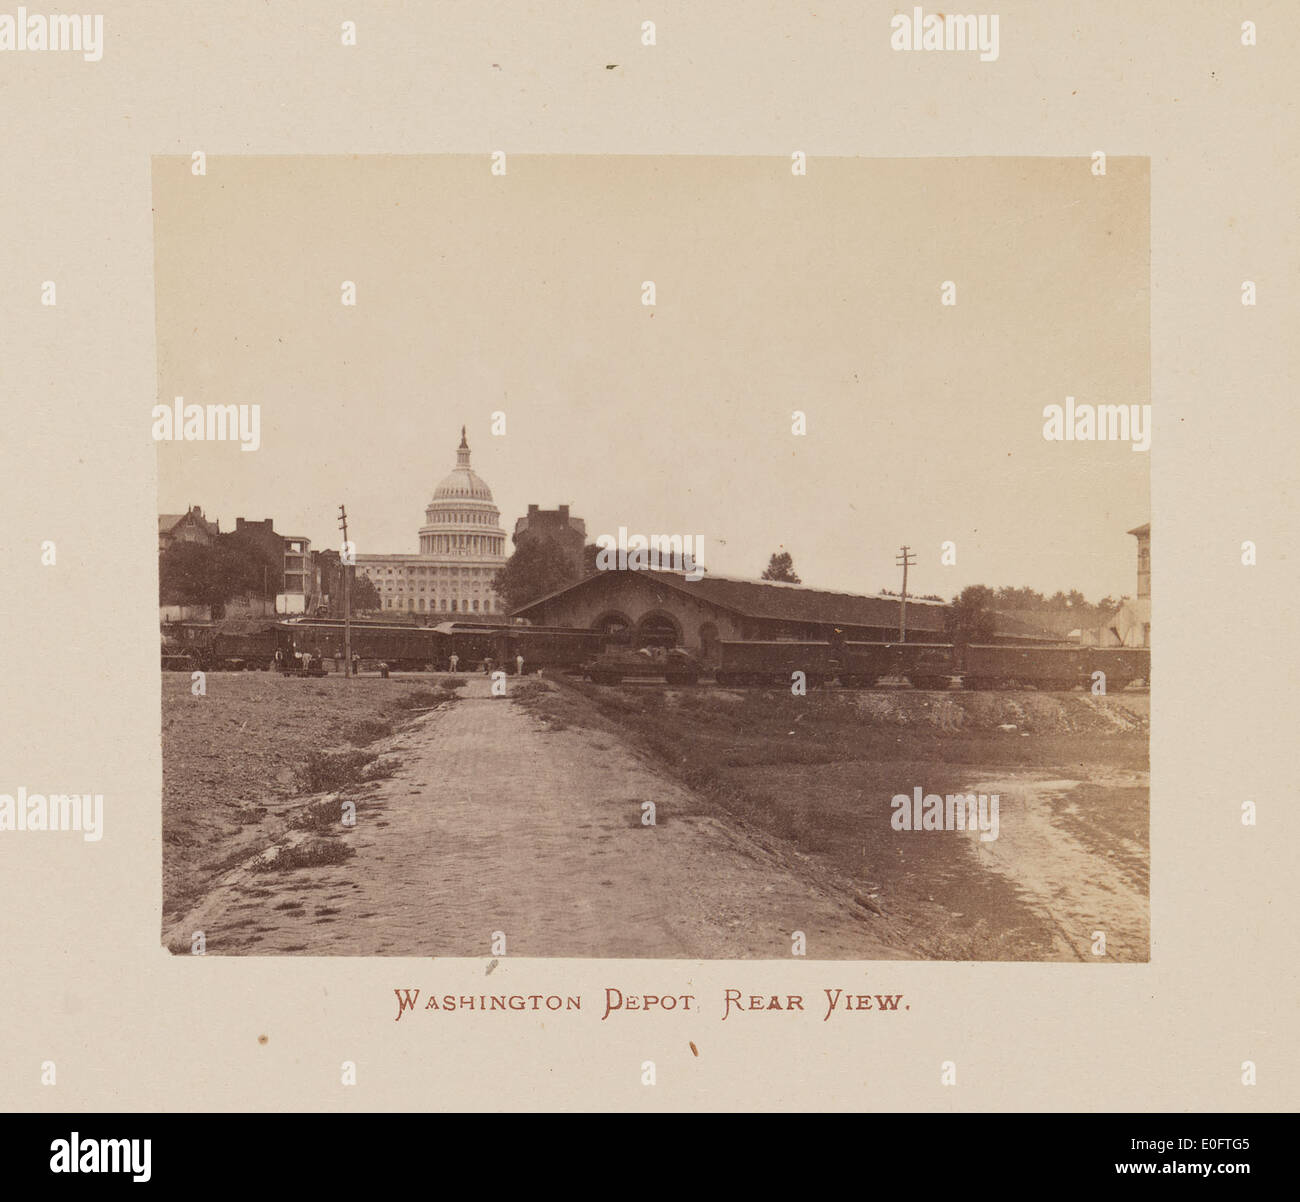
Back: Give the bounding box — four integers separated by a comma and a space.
418, 427, 506, 558
432, 427, 495, 501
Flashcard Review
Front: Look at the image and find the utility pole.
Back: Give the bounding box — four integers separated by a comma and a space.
896, 544, 916, 643
338, 505, 352, 677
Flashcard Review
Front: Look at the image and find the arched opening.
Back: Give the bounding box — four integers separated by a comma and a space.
591, 610, 634, 639
636, 610, 681, 648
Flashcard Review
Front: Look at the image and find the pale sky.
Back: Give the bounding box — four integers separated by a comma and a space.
154, 154, 1150, 601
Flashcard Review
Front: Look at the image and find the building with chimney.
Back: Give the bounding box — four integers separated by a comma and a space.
513, 503, 587, 576
355, 427, 508, 616
1099, 522, 1151, 647
158, 505, 219, 552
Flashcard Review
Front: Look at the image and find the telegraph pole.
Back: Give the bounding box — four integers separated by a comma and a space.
895, 544, 917, 643
338, 505, 352, 677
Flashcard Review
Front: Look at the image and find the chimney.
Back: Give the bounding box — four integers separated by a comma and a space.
559, 505, 569, 522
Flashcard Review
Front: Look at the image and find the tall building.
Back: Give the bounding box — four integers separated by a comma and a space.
1129, 522, 1150, 599
1099, 522, 1151, 647
513, 503, 587, 576
231, 517, 314, 615
356, 428, 508, 617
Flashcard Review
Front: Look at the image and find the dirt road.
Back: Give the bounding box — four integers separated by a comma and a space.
165, 676, 902, 958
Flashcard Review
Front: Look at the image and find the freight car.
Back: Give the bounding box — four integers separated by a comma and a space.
957, 644, 1148, 691
708, 639, 1148, 691
714, 640, 836, 687
836, 641, 955, 689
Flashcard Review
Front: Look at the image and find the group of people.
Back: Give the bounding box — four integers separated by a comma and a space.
475, 654, 526, 677
270, 648, 531, 678
273, 648, 360, 676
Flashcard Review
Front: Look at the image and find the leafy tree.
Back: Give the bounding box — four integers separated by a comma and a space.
761, 550, 801, 584
350, 571, 381, 613
159, 537, 275, 611
492, 535, 583, 611
946, 584, 998, 644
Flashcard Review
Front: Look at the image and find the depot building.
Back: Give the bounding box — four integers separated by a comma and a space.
510, 569, 953, 663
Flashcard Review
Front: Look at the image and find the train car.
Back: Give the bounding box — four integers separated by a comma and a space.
433, 622, 503, 671
495, 626, 605, 674
714, 640, 835, 687
211, 627, 284, 670
583, 645, 702, 685
162, 621, 218, 667
836, 642, 955, 689
281, 620, 445, 670
957, 644, 1149, 691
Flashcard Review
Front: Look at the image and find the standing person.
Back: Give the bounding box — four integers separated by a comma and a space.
351, 652, 360, 677
483, 655, 494, 676
448, 652, 459, 674
515, 653, 525, 677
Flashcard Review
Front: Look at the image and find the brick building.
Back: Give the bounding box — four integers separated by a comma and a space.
513, 504, 587, 576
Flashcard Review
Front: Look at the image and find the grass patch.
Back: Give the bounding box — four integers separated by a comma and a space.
295, 748, 378, 794
253, 837, 355, 872
292, 796, 353, 831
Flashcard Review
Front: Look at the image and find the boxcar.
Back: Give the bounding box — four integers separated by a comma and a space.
836, 642, 955, 689
715, 640, 834, 687
958, 644, 1148, 691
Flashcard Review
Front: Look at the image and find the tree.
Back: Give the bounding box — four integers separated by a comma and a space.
159, 536, 276, 611
946, 584, 998, 644
761, 550, 801, 584
351, 571, 381, 613
492, 535, 583, 611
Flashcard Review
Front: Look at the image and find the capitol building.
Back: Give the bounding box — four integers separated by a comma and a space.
355, 428, 508, 616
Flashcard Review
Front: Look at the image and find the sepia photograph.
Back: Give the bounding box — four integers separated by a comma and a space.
154, 154, 1150, 960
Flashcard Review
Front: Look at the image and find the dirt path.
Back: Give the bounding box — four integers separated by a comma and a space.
165, 676, 903, 958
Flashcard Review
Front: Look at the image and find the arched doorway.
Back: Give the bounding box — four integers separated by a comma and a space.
591, 610, 634, 637
635, 610, 681, 648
